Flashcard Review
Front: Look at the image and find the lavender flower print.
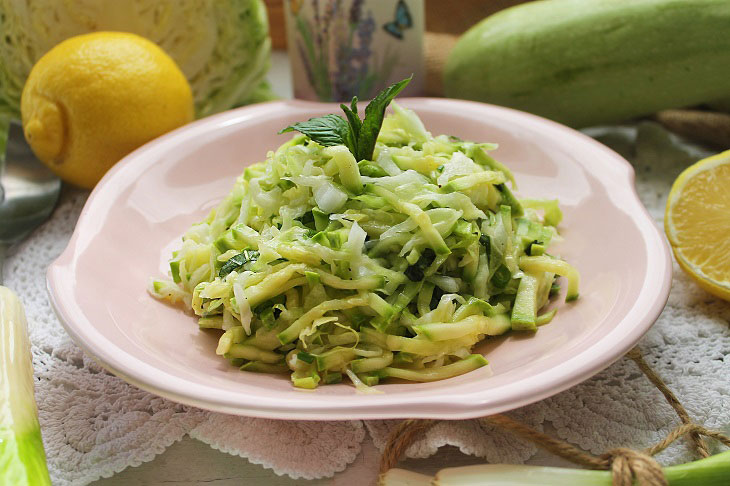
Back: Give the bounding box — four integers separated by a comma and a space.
292, 0, 400, 101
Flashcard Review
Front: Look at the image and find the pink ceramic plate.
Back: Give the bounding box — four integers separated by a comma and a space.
47, 99, 671, 420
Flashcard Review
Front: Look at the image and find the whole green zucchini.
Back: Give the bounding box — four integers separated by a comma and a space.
444, 0, 730, 127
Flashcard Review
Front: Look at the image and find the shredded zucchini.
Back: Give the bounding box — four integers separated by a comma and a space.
150, 93, 579, 389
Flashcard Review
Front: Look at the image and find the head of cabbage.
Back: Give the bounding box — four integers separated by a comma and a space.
0, 0, 273, 119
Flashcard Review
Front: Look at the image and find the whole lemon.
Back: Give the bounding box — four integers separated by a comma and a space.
21, 32, 194, 189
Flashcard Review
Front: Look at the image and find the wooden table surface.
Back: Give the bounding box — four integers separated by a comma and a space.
92, 432, 573, 485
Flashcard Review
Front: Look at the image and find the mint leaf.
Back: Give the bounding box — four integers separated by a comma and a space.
279, 114, 355, 153
340, 97, 362, 152
279, 76, 412, 162
357, 76, 411, 161
219, 249, 260, 277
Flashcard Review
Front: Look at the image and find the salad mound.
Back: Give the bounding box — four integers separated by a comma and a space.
150, 79, 579, 390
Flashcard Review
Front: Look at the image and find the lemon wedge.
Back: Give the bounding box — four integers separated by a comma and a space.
665, 150, 730, 300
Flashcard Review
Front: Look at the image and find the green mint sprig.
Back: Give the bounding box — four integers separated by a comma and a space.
279, 76, 412, 161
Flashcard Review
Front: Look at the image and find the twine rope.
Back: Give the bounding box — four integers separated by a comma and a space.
625, 348, 710, 458
379, 346, 730, 485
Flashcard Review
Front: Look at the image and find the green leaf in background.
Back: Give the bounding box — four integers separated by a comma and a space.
0, 0, 273, 119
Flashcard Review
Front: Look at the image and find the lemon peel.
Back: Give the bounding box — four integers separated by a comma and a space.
665, 150, 730, 301
21, 32, 193, 189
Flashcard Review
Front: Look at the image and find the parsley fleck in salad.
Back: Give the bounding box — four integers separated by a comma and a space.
150, 77, 579, 390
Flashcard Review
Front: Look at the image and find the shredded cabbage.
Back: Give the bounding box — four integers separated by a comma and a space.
150, 104, 579, 389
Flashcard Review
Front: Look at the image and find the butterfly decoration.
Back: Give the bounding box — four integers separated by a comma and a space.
383, 0, 412, 40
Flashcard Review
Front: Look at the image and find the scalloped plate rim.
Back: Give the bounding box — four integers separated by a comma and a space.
46, 98, 672, 420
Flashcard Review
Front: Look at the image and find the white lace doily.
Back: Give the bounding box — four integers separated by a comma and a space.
5, 122, 729, 485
